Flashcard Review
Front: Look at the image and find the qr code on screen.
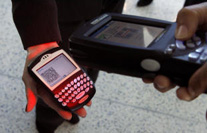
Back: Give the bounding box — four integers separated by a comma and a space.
115, 28, 137, 39
41, 67, 60, 83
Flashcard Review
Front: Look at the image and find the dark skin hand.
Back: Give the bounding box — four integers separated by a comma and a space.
142, 2, 207, 101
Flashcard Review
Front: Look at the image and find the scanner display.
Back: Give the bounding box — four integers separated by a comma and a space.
91, 21, 165, 47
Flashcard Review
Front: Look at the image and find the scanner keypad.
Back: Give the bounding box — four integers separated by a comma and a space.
165, 35, 207, 63
54, 73, 94, 107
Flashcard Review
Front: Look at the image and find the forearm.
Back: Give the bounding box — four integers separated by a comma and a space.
11, 0, 61, 49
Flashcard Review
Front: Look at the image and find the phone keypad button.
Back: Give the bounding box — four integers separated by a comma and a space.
61, 95, 66, 99
65, 99, 70, 103
77, 88, 81, 92
54, 94, 59, 99
79, 95, 89, 104
76, 91, 86, 100
70, 87, 74, 91
72, 99, 76, 103
56, 73, 94, 107
71, 81, 74, 85
80, 86, 84, 91
90, 81, 93, 84
77, 82, 80, 87
67, 84, 71, 88
73, 91, 78, 95
80, 74, 84, 79
62, 102, 67, 106
85, 87, 89, 92
58, 98, 63, 102
77, 76, 80, 81
68, 96, 72, 100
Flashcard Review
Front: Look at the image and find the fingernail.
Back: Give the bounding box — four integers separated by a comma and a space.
59, 111, 72, 120
188, 87, 196, 97
155, 83, 165, 90
183, 94, 192, 101
175, 25, 188, 39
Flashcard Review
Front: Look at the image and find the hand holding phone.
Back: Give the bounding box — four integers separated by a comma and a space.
22, 42, 93, 120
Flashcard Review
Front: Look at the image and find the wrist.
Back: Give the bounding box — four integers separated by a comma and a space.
27, 42, 59, 59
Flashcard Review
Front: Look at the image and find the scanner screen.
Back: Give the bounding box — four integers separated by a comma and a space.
91, 21, 165, 47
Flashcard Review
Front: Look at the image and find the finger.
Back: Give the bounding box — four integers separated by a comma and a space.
25, 88, 37, 112
142, 78, 154, 83
22, 71, 38, 112
153, 75, 176, 93
58, 110, 72, 120
188, 63, 207, 98
86, 100, 92, 107
75, 107, 87, 118
175, 3, 207, 40
176, 87, 197, 101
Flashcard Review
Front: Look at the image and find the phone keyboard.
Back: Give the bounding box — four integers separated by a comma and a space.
54, 73, 94, 107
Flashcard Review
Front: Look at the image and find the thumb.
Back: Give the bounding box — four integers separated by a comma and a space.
25, 87, 37, 112
175, 8, 198, 40
175, 3, 207, 40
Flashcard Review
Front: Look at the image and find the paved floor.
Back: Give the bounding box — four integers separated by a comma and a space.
1, 0, 207, 133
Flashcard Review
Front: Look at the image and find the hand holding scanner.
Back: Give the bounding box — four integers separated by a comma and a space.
69, 13, 207, 87
28, 48, 95, 111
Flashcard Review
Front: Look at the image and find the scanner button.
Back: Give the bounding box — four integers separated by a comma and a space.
186, 42, 196, 48
169, 44, 176, 49
165, 48, 173, 55
196, 47, 204, 53
141, 59, 160, 72
176, 40, 186, 50
196, 41, 202, 46
193, 36, 201, 42
188, 52, 200, 61
203, 49, 207, 55
200, 54, 207, 63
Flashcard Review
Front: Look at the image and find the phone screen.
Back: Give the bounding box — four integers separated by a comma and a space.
91, 21, 165, 47
37, 54, 77, 89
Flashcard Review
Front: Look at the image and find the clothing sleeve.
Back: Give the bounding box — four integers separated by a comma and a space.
11, 0, 61, 50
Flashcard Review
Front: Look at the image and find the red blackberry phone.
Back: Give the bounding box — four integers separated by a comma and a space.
28, 47, 95, 111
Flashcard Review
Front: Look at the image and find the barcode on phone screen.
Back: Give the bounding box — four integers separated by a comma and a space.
41, 67, 60, 83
